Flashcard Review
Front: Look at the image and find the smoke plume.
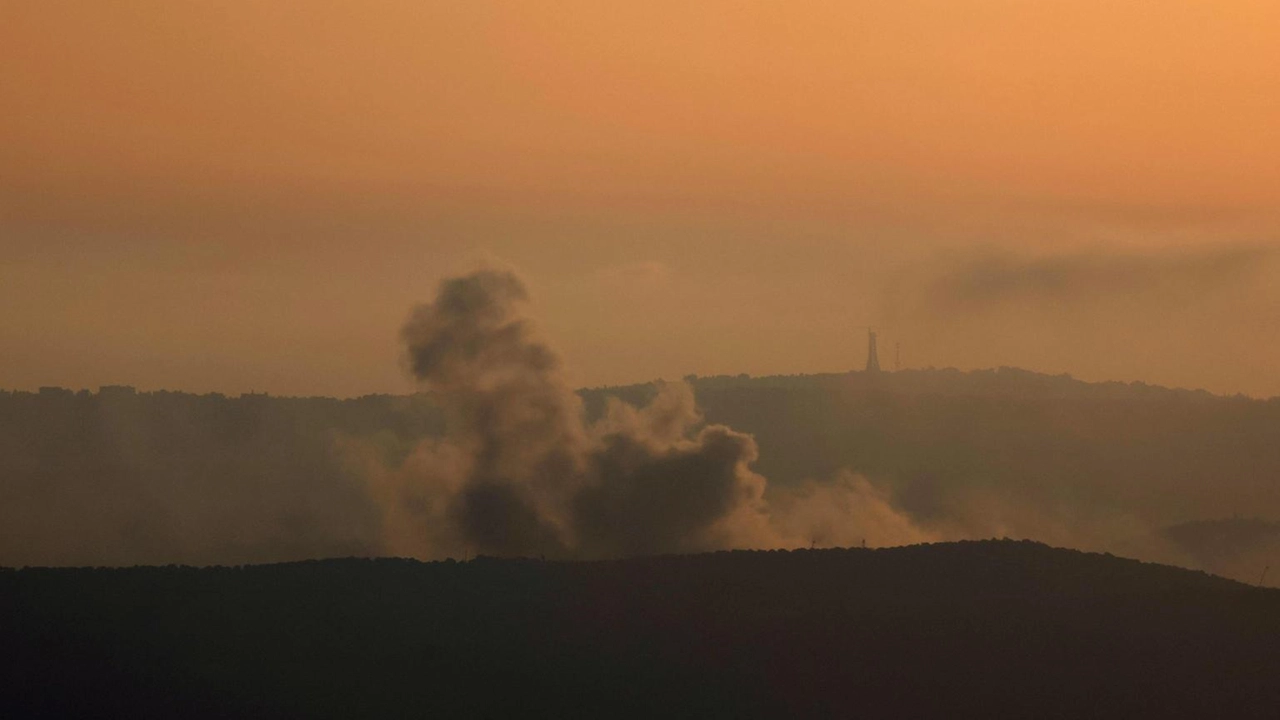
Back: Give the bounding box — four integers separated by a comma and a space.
373, 269, 925, 559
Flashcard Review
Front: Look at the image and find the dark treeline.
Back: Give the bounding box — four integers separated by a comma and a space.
3, 368, 1279, 578
3, 541, 1279, 719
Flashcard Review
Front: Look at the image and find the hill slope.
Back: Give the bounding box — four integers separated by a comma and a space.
5, 369, 1280, 573
4, 540, 1279, 718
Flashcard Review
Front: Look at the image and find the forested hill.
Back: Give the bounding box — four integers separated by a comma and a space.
3, 540, 1279, 719
600, 367, 1278, 497
3, 368, 1279, 572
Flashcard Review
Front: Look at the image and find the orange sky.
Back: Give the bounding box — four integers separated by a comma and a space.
2, 1, 1279, 397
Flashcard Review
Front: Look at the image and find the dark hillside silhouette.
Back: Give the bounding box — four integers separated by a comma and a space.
3, 540, 1279, 719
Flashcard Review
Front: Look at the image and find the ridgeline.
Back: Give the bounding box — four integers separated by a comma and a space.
4, 540, 1279, 718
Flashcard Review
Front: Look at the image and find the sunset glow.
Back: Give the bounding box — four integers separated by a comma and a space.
3, 1, 1278, 396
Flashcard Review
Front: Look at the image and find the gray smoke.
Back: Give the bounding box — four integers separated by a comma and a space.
399, 271, 587, 557
375, 269, 925, 559
391, 270, 763, 557
926, 245, 1274, 308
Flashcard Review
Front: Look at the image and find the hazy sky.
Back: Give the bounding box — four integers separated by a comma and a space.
3, 1, 1278, 397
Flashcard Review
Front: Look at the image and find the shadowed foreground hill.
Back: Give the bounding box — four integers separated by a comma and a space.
4, 540, 1279, 719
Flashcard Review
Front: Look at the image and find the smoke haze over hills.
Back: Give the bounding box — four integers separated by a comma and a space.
368, 269, 924, 559
2, 270, 1278, 588
7, 6, 1280, 715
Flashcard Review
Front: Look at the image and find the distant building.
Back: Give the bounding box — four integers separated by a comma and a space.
98, 385, 137, 399
866, 331, 881, 372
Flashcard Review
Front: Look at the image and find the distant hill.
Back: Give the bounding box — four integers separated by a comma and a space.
3, 540, 1278, 719
3, 368, 1279, 573
1165, 517, 1280, 585
604, 369, 1280, 583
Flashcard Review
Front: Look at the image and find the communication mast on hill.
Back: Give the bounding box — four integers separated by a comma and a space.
865, 329, 881, 372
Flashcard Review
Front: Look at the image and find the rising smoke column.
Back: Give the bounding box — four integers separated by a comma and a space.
400, 271, 585, 557
395, 269, 775, 558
